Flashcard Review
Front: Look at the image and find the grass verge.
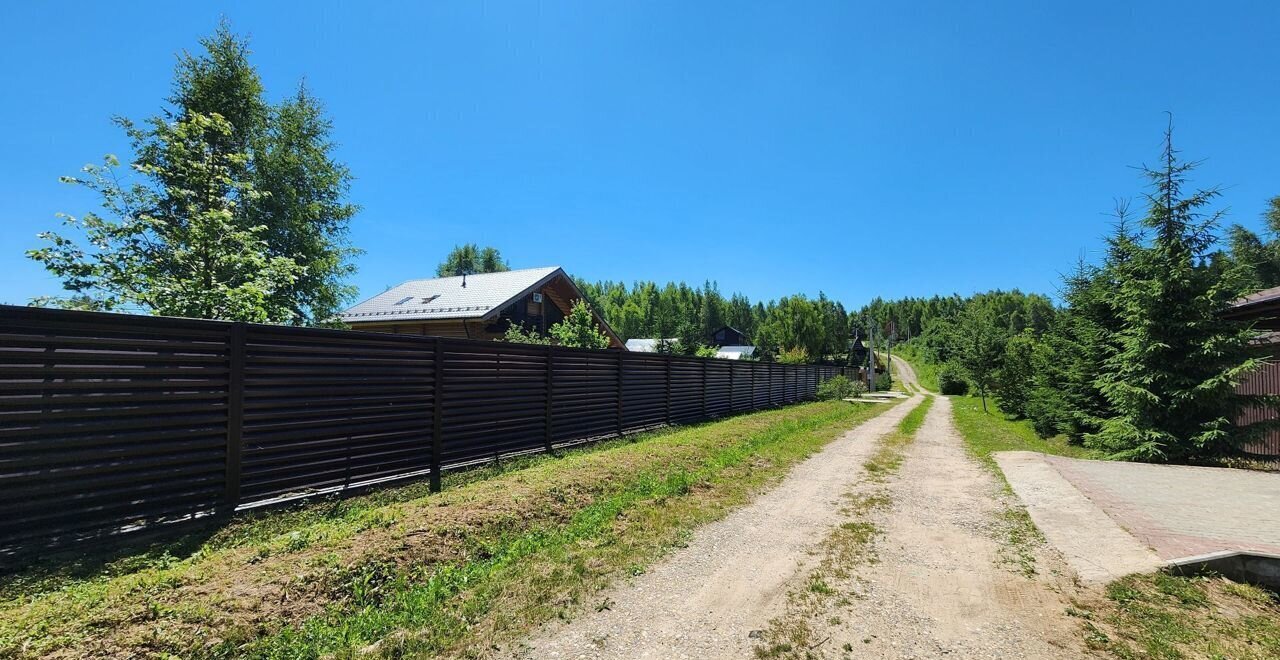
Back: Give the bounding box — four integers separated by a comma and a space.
754, 395, 931, 658
1, 401, 894, 660
949, 395, 1097, 472
1071, 572, 1280, 659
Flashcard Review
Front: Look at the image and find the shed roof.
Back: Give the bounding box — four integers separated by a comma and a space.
1224, 285, 1280, 329
340, 266, 563, 323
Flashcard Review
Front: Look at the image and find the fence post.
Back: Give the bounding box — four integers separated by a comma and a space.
701, 359, 708, 419
729, 362, 735, 413
430, 339, 444, 493
224, 322, 246, 514
665, 357, 672, 425
545, 344, 554, 451
616, 349, 624, 436
768, 362, 775, 407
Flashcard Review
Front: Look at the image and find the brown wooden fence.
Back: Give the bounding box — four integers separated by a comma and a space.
1234, 349, 1280, 463
0, 305, 858, 562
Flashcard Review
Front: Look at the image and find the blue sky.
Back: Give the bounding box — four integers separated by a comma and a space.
2, 1, 1278, 310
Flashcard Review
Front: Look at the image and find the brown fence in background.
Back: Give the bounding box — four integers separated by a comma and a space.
1234, 350, 1280, 463
0, 305, 858, 562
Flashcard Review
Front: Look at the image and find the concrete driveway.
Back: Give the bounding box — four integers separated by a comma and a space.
997, 452, 1280, 583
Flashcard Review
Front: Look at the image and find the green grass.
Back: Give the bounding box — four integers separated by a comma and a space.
1, 400, 897, 660
897, 393, 932, 435
949, 395, 1098, 471
1076, 573, 1280, 659
864, 395, 934, 480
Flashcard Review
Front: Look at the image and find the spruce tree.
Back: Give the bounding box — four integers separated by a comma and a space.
1091, 126, 1269, 460
435, 244, 510, 277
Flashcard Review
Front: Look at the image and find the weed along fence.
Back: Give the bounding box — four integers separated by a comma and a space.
0, 305, 858, 561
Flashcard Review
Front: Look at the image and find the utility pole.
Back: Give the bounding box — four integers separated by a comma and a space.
866, 325, 875, 393
886, 321, 895, 390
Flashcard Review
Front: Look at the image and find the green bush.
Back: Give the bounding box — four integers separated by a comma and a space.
938, 363, 969, 395
777, 346, 810, 364
817, 374, 865, 400
874, 373, 892, 391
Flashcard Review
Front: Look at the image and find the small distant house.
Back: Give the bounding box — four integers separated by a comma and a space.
707, 325, 756, 360
624, 326, 757, 360
709, 325, 749, 346
340, 266, 625, 348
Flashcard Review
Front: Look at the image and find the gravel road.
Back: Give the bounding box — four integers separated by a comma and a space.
509, 396, 925, 659
800, 395, 1085, 658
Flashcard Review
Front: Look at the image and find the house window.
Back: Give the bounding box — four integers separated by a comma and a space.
393, 296, 414, 305
421, 295, 440, 304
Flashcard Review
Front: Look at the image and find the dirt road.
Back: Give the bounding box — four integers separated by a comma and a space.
786, 395, 1085, 658
510, 371, 1085, 658
512, 395, 925, 659
889, 354, 918, 390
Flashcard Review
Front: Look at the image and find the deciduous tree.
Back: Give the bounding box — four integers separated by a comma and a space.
549, 299, 611, 349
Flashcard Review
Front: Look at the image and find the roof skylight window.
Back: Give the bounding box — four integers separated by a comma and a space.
393, 296, 414, 305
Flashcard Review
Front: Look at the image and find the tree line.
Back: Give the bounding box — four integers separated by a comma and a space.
576, 280, 853, 362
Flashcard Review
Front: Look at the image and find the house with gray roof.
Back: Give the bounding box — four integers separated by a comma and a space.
340, 266, 624, 348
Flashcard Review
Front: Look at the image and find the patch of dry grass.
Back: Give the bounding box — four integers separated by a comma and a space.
1071, 571, 1280, 659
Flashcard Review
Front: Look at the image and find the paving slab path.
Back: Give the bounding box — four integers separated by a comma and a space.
1001, 450, 1280, 578
996, 451, 1162, 584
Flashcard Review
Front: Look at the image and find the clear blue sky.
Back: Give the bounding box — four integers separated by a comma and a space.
2, 1, 1278, 310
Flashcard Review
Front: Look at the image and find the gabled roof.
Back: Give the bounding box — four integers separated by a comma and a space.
341, 266, 563, 323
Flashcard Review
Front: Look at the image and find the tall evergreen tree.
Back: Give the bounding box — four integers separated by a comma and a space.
254, 85, 360, 325
1091, 126, 1269, 460
169, 21, 358, 324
